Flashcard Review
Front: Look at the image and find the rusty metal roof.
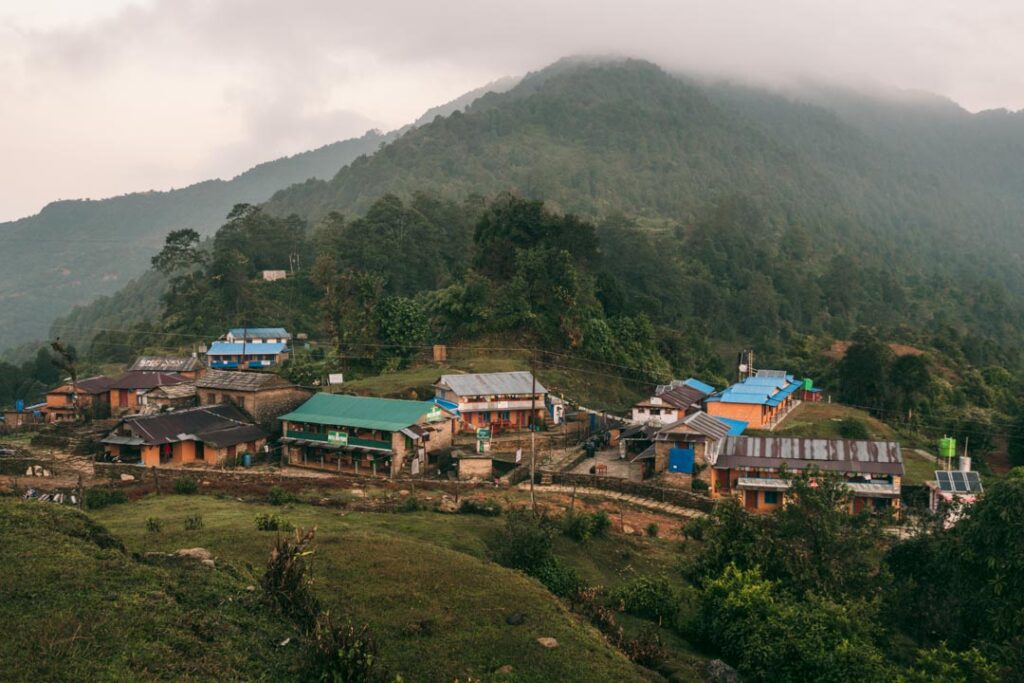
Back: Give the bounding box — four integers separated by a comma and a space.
717, 436, 904, 476
656, 411, 731, 442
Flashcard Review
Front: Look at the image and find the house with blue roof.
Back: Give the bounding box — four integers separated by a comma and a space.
205, 341, 290, 369
225, 328, 292, 344
704, 369, 802, 430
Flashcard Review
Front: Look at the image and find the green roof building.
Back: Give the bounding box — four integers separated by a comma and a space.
279, 393, 454, 477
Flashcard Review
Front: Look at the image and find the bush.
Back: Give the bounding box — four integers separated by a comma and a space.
304, 611, 394, 683
490, 507, 556, 574
458, 498, 502, 516
645, 522, 660, 538
84, 488, 128, 510
682, 515, 711, 541
621, 627, 667, 666
184, 513, 204, 531
262, 527, 320, 625
146, 517, 162, 533
838, 418, 871, 440
396, 495, 425, 513
268, 486, 298, 506
255, 512, 294, 532
611, 576, 680, 626
173, 477, 198, 495
534, 558, 587, 598
692, 478, 710, 492
562, 510, 612, 543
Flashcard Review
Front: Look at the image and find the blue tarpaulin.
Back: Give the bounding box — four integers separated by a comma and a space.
668, 447, 695, 473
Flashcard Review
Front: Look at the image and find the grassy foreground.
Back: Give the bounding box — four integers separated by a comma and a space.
65, 494, 690, 682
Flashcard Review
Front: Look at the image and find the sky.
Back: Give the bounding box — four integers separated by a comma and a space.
2, 0, 1023, 222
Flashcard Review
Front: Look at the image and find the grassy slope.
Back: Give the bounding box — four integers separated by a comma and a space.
92, 495, 670, 683
767, 402, 896, 440
0, 500, 301, 682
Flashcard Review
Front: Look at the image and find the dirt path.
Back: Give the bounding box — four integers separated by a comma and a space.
519, 482, 705, 519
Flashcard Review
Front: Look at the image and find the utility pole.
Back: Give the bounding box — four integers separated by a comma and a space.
529, 349, 537, 512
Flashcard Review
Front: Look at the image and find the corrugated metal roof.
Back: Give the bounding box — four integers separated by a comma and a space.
128, 356, 203, 373
108, 372, 189, 390
115, 404, 263, 446
656, 411, 732, 441
206, 342, 288, 355
717, 436, 904, 476
708, 374, 801, 407
437, 371, 546, 397
228, 327, 291, 339
737, 477, 791, 491
196, 369, 294, 392
714, 417, 748, 436
683, 378, 716, 394
755, 369, 790, 379
280, 393, 438, 432
49, 375, 115, 395
146, 383, 197, 399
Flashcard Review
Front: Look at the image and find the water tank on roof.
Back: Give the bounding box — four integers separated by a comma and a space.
939, 437, 956, 459
802, 378, 813, 391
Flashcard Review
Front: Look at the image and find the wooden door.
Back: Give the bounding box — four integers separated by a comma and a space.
744, 491, 758, 511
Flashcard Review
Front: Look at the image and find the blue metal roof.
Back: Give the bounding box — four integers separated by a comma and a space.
683, 378, 716, 395
431, 397, 460, 416
207, 341, 288, 356
710, 375, 802, 407
714, 417, 748, 436
228, 327, 290, 338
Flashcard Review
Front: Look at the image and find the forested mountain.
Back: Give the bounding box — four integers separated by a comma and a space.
0, 131, 393, 350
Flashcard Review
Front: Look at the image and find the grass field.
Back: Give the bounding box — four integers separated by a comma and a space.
769, 402, 896, 440
70, 494, 704, 682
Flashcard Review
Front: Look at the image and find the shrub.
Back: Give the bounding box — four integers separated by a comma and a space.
146, 517, 162, 533
534, 558, 586, 598
255, 512, 294, 532
682, 515, 711, 541
838, 418, 871, 440
621, 627, 667, 666
262, 527, 320, 625
490, 507, 556, 574
612, 576, 681, 626
562, 510, 612, 543
692, 478, 710, 492
184, 513, 204, 531
304, 611, 394, 683
84, 488, 128, 510
645, 522, 660, 538
458, 498, 502, 516
397, 495, 425, 513
173, 477, 198, 495
268, 486, 298, 506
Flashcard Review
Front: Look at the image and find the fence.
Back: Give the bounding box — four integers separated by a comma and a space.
549, 472, 714, 512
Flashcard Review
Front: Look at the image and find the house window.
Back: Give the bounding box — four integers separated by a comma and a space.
764, 491, 780, 505
872, 497, 890, 511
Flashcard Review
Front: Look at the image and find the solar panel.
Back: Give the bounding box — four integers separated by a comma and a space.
934, 470, 983, 493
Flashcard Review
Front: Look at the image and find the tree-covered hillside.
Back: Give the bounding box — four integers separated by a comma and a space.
0, 131, 391, 350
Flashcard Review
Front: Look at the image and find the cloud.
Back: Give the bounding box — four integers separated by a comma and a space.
2, 0, 1024, 220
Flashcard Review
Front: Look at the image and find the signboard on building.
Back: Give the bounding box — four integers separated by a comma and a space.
515, 448, 522, 463
327, 430, 349, 446
426, 405, 444, 422
476, 428, 491, 442
328, 373, 344, 385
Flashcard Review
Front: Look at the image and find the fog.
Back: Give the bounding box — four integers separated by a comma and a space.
2, 0, 1022, 221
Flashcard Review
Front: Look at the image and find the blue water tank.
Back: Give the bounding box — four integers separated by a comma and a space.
242, 453, 253, 468
15, 399, 24, 412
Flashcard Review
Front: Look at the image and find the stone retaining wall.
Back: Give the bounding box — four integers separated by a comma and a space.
550, 472, 714, 512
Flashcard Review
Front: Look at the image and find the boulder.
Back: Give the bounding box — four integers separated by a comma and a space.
622, 524, 636, 535
536, 637, 559, 649
175, 547, 214, 562
398, 489, 410, 497
438, 495, 458, 513
705, 659, 740, 683
120, 473, 135, 481
200, 559, 216, 568
496, 664, 513, 674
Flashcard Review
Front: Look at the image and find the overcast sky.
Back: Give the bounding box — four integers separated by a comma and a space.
2, 0, 1023, 222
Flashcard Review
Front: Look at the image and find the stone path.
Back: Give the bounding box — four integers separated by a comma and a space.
517, 482, 705, 518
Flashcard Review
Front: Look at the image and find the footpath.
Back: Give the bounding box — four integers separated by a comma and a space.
519, 482, 705, 518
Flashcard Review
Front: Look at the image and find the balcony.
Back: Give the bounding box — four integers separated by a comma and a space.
285, 429, 391, 451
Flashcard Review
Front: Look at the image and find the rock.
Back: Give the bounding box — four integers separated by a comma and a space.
622, 524, 636, 535
120, 473, 135, 481
496, 664, 513, 674
175, 547, 214, 562
201, 480, 210, 486
536, 637, 559, 649
349, 489, 366, 497
706, 659, 740, 683
279, 637, 291, 647
398, 489, 410, 496
25, 467, 32, 476
200, 559, 216, 568
505, 613, 526, 626
42, 469, 51, 477
438, 494, 458, 513
246, 585, 256, 592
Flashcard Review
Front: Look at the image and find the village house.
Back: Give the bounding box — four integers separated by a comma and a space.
2, 402, 46, 429
711, 436, 905, 515
101, 404, 267, 467
630, 378, 715, 426
43, 375, 115, 422
196, 369, 311, 431
127, 356, 204, 379
140, 383, 198, 412
704, 370, 802, 430
107, 372, 189, 415
279, 393, 455, 477
434, 371, 548, 432
224, 327, 292, 345
205, 341, 290, 369
645, 411, 746, 485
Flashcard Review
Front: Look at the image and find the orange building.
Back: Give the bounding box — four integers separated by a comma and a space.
711, 436, 904, 516
434, 371, 547, 433
107, 372, 190, 415
704, 371, 801, 430
43, 376, 115, 422
101, 404, 266, 467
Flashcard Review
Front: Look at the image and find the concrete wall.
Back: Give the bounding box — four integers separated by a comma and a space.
458, 457, 493, 480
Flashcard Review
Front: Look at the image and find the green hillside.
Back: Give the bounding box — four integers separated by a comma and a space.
0, 131, 391, 350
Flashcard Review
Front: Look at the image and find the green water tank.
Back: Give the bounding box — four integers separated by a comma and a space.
939, 437, 956, 459
802, 378, 813, 391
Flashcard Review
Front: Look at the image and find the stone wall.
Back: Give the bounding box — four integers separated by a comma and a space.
550, 472, 714, 512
